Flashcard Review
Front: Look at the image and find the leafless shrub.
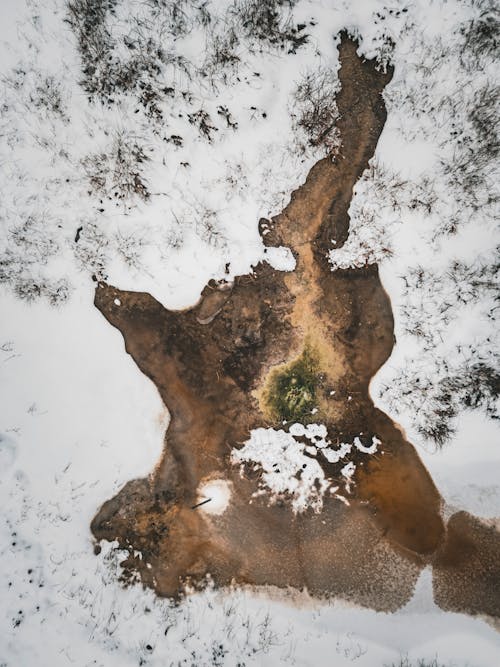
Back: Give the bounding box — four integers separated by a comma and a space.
188, 109, 218, 142
111, 134, 150, 200
292, 66, 340, 155
82, 131, 150, 200
362, 161, 437, 214
73, 222, 109, 278
2, 66, 69, 122
82, 151, 107, 193
9, 216, 59, 264
211, 641, 228, 667
368, 2, 414, 70
217, 105, 238, 129
202, 28, 241, 85
31, 75, 68, 119
329, 206, 394, 270
66, 0, 117, 98
398, 255, 499, 349
0, 213, 71, 302
66, 0, 194, 110
115, 231, 146, 270
373, 33, 396, 71
386, 655, 452, 667
379, 348, 499, 447
229, 0, 306, 53
2, 65, 27, 92
143, 0, 191, 37
439, 83, 500, 228
469, 84, 500, 160
163, 217, 184, 251
195, 207, 224, 247
460, 0, 499, 69
9, 275, 70, 305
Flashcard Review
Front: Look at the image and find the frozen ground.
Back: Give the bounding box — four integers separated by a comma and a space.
1, 0, 499, 665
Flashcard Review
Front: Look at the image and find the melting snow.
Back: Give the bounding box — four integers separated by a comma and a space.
196, 479, 232, 516
263, 246, 297, 272
232, 424, 380, 513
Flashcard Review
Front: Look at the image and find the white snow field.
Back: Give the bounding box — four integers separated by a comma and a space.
1, 0, 499, 665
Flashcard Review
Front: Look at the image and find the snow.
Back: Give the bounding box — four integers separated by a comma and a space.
1, 0, 499, 664
263, 245, 297, 272
196, 478, 232, 515
355, 435, 380, 454
322, 442, 352, 464
0, 0, 347, 311
232, 425, 380, 512
232, 426, 331, 513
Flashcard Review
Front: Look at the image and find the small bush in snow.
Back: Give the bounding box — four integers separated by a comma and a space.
379, 348, 499, 446
202, 28, 241, 85
195, 206, 225, 247
292, 66, 340, 155
187, 108, 218, 142
114, 231, 146, 271
460, 0, 499, 68
73, 222, 110, 279
66, 0, 117, 98
230, 0, 307, 53
398, 255, 499, 349
82, 131, 150, 200
386, 656, 453, 667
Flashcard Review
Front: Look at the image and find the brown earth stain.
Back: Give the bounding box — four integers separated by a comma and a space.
91, 33, 500, 617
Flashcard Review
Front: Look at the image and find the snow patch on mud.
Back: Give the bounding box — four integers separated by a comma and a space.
196, 478, 232, 515
232, 424, 380, 512
263, 246, 297, 272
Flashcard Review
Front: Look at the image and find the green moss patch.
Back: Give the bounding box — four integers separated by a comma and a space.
264, 345, 321, 422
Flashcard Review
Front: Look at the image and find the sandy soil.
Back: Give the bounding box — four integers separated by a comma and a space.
91, 34, 500, 617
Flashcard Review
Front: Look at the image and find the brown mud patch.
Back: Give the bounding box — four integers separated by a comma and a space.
91, 34, 500, 617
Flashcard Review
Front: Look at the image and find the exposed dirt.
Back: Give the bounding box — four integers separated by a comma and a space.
433, 512, 500, 618
91, 34, 500, 616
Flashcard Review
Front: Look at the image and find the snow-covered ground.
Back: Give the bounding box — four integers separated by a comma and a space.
1, 0, 499, 665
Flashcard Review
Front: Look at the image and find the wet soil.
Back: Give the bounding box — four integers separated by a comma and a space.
91, 34, 500, 616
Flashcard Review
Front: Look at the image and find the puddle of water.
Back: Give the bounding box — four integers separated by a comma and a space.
91, 34, 500, 620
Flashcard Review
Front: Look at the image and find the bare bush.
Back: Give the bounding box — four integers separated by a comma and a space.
202, 28, 241, 85
31, 75, 68, 119
66, 0, 195, 110
66, 0, 117, 98
13, 277, 71, 305
361, 161, 437, 214
230, 0, 307, 54
386, 656, 452, 667
398, 255, 499, 349
73, 222, 109, 278
9, 215, 59, 264
329, 161, 429, 270
195, 206, 224, 247
82, 131, 150, 200
115, 231, 146, 270
292, 66, 340, 155
460, 0, 499, 69
0, 232, 70, 305
378, 347, 499, 446
188, 108, 218, 142
162, 215, 184, 252
111, 134, 150, 200
439, 83, 499, 232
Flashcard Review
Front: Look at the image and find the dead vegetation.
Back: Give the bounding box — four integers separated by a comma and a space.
292, 66, 340, 154
82, 131, 150, 200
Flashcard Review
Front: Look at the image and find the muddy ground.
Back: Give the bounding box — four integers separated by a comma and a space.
91, 34, 500, 617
